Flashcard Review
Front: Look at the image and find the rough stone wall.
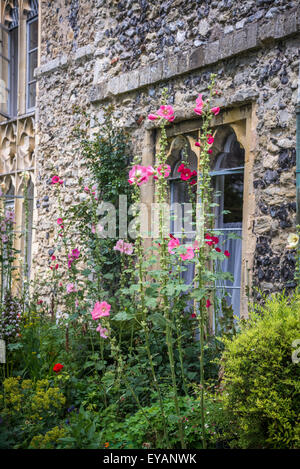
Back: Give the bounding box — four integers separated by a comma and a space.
33, 0, 300, 300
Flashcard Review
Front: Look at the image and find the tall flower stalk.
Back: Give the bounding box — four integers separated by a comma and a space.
193, 74, 219, 449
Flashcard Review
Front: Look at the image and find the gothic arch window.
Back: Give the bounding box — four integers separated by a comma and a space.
211, 130, 245, 318
26, 0, 38, 111
167, 129, 245, 318
0, 0, 19, 117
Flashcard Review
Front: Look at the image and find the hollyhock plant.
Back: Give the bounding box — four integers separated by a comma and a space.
168, 237, 180, 254
211, 107, 220, 116
96, 324, 108, 339
156, 164, 171, 179
51, 175, 60, 184
180, 246, 195, 261
156, 105, 175, 122
71, 248, 80, 259
148, 113, 159, 121
128, 165, 149, 186
180, 168, 192, 181
66, 283, 77, 294
207, 134, 214, 145
194, 93, 204, 115
91, 301, 111, 320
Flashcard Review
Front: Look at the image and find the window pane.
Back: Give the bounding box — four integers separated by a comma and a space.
28, 19, 38, 50
28, 49, 37, 82
9, 27, 18, 117
223, 173, 244, 224
27, 82, 36, 109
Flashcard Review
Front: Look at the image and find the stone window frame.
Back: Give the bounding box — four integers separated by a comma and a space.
0, 0, 40, 120
142, 104, 256, 319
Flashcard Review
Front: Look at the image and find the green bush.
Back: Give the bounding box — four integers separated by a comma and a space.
221, 293, 300, 448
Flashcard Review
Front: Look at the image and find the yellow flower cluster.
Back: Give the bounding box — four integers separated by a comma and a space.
29, 426, 66, 449
1, 377, 66, 421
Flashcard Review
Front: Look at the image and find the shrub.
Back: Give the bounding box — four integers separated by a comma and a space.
221, 293, 300, 448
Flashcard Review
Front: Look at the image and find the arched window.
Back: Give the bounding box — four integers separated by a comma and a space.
211, 131, 245, 317
26, 0, 38, 111
168, 130, 245, 319
0, 0, 19, 117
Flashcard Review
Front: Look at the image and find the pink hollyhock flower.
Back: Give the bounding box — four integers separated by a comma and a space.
193, 240, 200, 251
57, 218, 63, 225
224, 250, 230, 257
96, 324, 108, 339
180, 168, 192, 181
168, 237, 180, 254
207, 135, 214, 145
51, 255, 56, 261
146, 165, 156, 176
190, 313, 196, 319
128, 165, 149, 186
211, 107, 220, 116
211, 236, 219, 245
54, 264, 59, 270
194, 94, 204, 115
66, 283, 76, 294
208, 149, 213, 154
190, 179, 197, 186
180, 246, 195, 261
195, 141, 201, 147
206, 299, 212, 308
123, 242, 134, 255
194, 106, 203, 115
177, 163, 185, 173
91, 301, 111, 320
114, 239, 125, 253
215, 247, 221, 253
148, 113, 159, 121
59, 179, 64, 185
155, 164, 171, 179
72, 248, 80, 259
5, 210, 14, 222
156, 105, 175, 122
196, 93, 204, 107
51, 175, 60, 184
84, 186, 90, 193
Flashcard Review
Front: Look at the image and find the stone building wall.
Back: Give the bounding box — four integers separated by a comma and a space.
33, 0, 300, 310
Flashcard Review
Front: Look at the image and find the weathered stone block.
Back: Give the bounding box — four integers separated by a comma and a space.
204, 41, 219, 65
245, 22, 258, 49
126, 69, 140, 91
232, 29, 247, 55
219, 32, 234, 59
189, 47, 205, 70
148, 61, 163, 84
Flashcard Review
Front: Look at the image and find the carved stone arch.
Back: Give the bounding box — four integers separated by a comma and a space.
2, 0, 19, 27
0, 122, 17, 173
210, 125, 245, 170
22, 0, 38, 18
16, 169, 33, 195
166, 134, 200, 171
18, 116, 35, 170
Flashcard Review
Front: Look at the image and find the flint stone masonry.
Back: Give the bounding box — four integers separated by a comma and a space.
89, 7, 299, 102
29, 0, 300, 305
